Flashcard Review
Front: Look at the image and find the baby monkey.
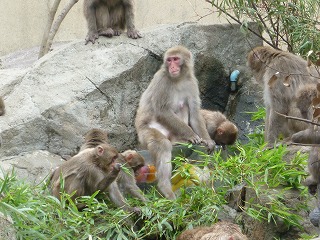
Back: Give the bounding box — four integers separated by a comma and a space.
201, 109, 238, 146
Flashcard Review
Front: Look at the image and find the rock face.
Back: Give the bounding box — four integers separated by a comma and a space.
0, 22, 262, 159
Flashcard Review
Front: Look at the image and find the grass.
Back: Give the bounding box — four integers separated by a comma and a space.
0, 110, 314, 239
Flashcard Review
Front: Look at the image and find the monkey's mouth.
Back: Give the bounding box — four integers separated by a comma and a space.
170, 71, 180, 77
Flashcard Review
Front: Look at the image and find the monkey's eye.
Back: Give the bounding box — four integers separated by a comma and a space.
112, 155, 118, 162
173, 57, 179, 62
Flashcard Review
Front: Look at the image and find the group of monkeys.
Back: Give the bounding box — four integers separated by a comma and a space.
48, 44, 241, 239
50, 44, 239, 211
1, 0, 319, 238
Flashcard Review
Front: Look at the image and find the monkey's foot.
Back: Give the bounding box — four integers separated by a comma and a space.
113, 29, 122, 36
99, 28, 114, 38
127, 29, 142, 39
85, 32, 99, 45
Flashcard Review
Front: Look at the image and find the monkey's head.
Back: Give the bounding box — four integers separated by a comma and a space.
122, 150, 145, 172
164, 45, 193, 79
215, 122, 238, 145
94, 144, 120, 169
84, 128, 108, 143
247, 46, 274, 81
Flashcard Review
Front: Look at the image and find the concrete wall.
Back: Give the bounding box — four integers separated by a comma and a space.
0, 0, 226, 56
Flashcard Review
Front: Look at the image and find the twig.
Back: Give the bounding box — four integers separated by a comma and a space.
289, 142, 320, 147
275, 111, 320, 127
205, 0, 276, 48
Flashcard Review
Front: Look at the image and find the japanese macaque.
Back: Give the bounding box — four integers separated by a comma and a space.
304, 147, 320, 195
116, 150, 147, 202
83, 0, 141, 44
50, 144, 121, 207
177, 221, 248, 240
291, 84, 320, 143
80, 129, 146, 210
200, 109, 238, 146
0, 97, 5, 116
247, 46, 320, 146
135, 46, 214, 200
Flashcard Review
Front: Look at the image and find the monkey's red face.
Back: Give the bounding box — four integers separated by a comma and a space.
166, 56, 181, 78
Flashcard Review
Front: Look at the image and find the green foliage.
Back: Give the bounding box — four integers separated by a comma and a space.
0, 113, 312, 239
208, 0, 320, 61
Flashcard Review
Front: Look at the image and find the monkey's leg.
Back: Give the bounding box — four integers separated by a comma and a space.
148, 135, 176, 200
98, 28, 114, 37
123, 173, 147, 202
266, 110, 289, 146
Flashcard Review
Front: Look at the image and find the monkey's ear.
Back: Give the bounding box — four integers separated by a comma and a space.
217, 128, 224, 135
125, 154, 134, 162
97, 146, 104, 156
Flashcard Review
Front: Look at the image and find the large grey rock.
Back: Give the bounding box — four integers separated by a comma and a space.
0, 22, 262, 159
0, 150, 64, 184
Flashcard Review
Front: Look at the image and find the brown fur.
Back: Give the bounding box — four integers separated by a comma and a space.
303, 147, 320, 195
50, 144, 121, 208
201, 109, 238, 145
83, 0, 141, 44
117, 150, 147, 202
177, 221, 248, 240
135, 46, 214, 200
80, 129, 146, 211
247, 46, 319, 146
80, 128, 109, 151
0, 97, 5, 116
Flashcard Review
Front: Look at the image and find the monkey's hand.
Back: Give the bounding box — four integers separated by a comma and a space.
113, 163, 121, 172
130, 206, 141, 215
85, 31, 99, 45
202, 139, 216, 153
127, 28, 142, 39
187, 133, 202, 145
109, 163, 121, 179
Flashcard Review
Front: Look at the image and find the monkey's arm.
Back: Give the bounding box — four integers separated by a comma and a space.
95, 164, 121, 191
121, 171, 147, 202
84, 0, 99, 44
157, 110, 200, 142
107, 182, 131, 211
188, 101, 215, 150
123, 0, 141, 38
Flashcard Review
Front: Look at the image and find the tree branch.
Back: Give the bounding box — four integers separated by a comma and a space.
38, 0, 62, 59
275, 111, 320, 127
41, 0, 79, 57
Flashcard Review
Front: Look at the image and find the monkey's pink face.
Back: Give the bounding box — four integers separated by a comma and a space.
166, 56, 181, 78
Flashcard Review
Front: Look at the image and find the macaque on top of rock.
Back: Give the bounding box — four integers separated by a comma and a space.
83, 0, 141, 44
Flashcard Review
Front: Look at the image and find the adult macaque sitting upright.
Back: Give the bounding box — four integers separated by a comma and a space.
135, 46, 215, 200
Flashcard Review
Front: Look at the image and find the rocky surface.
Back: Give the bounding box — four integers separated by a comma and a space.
0, 22, 262, 162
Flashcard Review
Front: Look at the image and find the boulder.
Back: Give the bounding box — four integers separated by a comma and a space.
0, 22, 262, 159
